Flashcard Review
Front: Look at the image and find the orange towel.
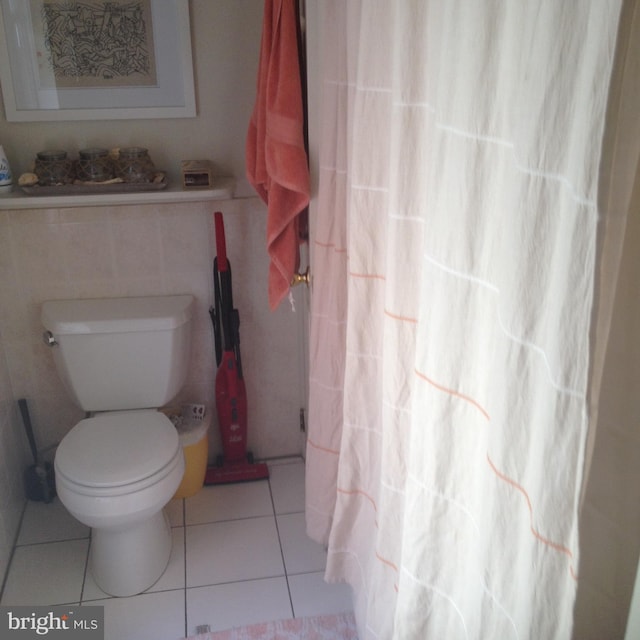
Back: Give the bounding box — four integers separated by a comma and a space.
246, 0, 310, 310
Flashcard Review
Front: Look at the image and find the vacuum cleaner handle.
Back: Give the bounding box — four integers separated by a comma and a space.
214, 211, 228, 271
211, 258, 223, 366
213, 211, 236, 352
231, 309, 243, 380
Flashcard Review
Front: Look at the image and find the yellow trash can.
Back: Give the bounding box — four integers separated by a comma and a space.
173, 414, 210, 499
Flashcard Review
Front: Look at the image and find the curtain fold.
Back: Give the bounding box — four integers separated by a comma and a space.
306, 1, 626, 638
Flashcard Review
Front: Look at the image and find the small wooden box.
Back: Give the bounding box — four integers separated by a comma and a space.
181, 160, 213, 188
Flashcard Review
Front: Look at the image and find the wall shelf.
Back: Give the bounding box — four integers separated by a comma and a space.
0, 177, 235, 210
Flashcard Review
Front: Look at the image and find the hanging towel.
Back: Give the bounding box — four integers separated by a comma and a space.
246, 0, 310, 310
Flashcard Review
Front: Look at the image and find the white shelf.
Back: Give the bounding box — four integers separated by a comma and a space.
0, 177, 236, 210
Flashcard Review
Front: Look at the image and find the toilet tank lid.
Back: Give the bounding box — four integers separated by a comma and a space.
42, 295, 194, 335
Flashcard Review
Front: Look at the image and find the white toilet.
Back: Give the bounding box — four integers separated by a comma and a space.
41, 294, 194, 597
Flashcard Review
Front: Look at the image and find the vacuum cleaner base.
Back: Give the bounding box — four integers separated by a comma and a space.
204, 461, 270, 485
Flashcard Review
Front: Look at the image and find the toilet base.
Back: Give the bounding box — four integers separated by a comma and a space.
90, 509, 172, 597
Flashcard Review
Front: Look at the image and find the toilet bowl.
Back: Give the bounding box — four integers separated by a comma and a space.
55, 410, 185, 596
42, 295, 194, 597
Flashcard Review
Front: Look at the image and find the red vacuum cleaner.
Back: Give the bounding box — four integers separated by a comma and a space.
204, 211, 269, 484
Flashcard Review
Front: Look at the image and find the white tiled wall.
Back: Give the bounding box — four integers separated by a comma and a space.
0, 357, 29, 583
0, 196, 305, 458
0, 196, 307, 587
0, 210, 30, 581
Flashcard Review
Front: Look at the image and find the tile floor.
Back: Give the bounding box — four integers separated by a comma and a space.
0, 459, 353, 639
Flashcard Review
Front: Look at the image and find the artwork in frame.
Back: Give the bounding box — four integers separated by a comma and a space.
0, 0, 196, 121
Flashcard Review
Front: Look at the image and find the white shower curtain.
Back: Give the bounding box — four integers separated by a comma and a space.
305, 1, 627, 639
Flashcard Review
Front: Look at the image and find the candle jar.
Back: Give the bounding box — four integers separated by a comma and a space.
76, 148, 114, 183
34, 150, 75, 186
115, 147, 155, 183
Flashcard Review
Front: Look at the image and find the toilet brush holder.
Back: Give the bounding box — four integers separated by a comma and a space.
18, 398, 56, 502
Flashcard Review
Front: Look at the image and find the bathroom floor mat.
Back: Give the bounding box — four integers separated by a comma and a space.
183, 612, 358, 640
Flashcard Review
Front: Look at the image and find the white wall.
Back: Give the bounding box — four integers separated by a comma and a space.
572, 173, 640, 639
0, 1, 307, 586
0, 331, 27, 585
0, 1, 262, 190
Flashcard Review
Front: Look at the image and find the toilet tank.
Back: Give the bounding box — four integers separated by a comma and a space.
41, 295, 194, 412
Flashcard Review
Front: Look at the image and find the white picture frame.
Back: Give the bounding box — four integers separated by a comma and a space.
0, 0, 196, 121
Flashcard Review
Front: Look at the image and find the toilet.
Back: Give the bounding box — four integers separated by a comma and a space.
41, 294, 194, 597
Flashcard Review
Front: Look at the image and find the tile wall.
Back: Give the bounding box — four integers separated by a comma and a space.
0, 195, 307, 586
0, 338, 28, 583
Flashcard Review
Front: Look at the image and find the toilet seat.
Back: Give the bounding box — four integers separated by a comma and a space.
55, 410, 182, 496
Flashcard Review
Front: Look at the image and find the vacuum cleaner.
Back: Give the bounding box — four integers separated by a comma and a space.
204, 211, 269, 484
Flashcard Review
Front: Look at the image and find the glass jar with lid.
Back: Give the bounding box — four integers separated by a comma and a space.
34, 150, 75, 186
115, 147, 156, 183
76, 148, 114, 183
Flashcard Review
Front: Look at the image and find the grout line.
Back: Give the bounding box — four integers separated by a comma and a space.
285, 568, 328, 577
184, 573, 289, 592
183, 512, 277, 528
268, 475, 295, 619
80, 585, 186, 605
261, 455, 305, 466
272, 508, 306, 517
78, 533, 91, 604
0, 499, 29, 603
182, 498, 188, 639
13, 535, 91, 549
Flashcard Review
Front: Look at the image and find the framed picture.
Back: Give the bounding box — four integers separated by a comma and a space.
0, 0, 196, 121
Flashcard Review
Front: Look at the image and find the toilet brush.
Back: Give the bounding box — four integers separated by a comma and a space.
18, 398, 56, 503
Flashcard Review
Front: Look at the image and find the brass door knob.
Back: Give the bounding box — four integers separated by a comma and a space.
291, 267, 310, 287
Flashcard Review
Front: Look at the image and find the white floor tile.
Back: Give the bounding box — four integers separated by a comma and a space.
81, 566, 107, 602
186, 516, 284, 587
1, 539, 89, 606
187, 577, 292, 634
185, 481, 272, 525
17, 498, 89, 545
288, 572, 353, 619
82, 527, 185, 601
277, 512, 327, 575
3, 459, 337, 635
269, 462, 305, 514
90, 589, 185, 640
150, 526, 186, 593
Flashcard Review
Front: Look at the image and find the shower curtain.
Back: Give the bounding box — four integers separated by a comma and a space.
305, 1, 629, 638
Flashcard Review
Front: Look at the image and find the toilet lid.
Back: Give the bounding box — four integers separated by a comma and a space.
56, 411, 181, 488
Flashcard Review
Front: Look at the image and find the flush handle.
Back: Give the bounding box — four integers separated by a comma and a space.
43, 331, 58, 347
